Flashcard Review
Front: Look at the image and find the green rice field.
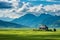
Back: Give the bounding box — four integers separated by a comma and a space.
0, 28, 60, 40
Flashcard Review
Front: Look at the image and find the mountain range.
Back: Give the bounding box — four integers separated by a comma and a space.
0, 13, 60, 28
12, 13, 60, 28
0, 20, 26, 28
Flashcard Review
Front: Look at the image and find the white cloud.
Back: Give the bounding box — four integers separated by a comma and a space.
27, 4, 60, 16
0, 9, 20, 19
0, 0, 21, 19
27, 4, 43, 13
43, 4, 60, 12
43, 4, 60, 16
46, 0, 53, 1
43, 0, 60, 2
16, 2, 30, 12
27, 4, 43, 16
0, 0, 60, 20
0, 1, 30, 19
11, 0, 20, 8
28, 0, 60, 2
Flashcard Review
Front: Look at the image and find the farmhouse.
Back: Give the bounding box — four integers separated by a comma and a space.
39, 25, 48, 31
33, 24, 56, 31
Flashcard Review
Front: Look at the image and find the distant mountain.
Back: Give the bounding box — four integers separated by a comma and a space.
0, 20, 26, 28
0, 17, 13, 22
30, 14, 54, 27
12, 14, 37, 27
52, 20, 60, 28
31, 14, 60, 27
12, 13, 60, 28
42, 15, 60, 26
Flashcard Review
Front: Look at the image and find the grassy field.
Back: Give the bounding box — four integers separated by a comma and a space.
0, 28, 60, 40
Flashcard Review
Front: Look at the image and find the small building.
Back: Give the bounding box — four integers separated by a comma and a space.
39, 25, 48, 31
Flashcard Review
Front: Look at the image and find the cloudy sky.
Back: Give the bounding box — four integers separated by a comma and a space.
0, 0, 60, 21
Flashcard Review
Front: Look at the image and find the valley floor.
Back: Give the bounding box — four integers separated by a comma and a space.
0, 28, 60, 40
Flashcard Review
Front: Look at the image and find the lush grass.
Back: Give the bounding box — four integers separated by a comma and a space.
0, 28, 60, 40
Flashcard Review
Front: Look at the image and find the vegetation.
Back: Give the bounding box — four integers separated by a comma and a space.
0, 28, 60, 40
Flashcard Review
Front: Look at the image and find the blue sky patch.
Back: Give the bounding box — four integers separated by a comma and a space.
0, 2, 12, 9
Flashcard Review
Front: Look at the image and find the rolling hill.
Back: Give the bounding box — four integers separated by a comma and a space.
0, 20, 26, 28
